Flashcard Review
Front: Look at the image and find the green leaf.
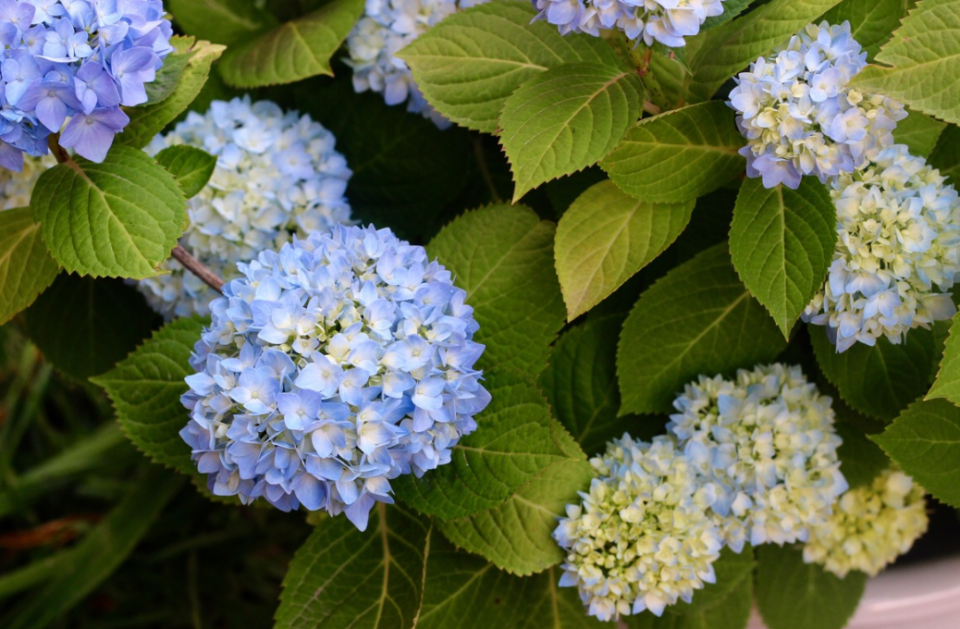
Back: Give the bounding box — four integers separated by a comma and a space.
398, 1, 622, 133
0, 208, 58, 325
540, 314, 635, 454
929, 123, 960, 181
120, 37, 226, 149
219, 0, 364, 88
24, 274, 160, 379
500, 63, 641, 201
729, 177, 837, 338
701, 0, 755, 30
90, 317, 204, 475
144, 45, 192, 105
929, 310, 960, 405
755, 545, 867, 629
154, 145, 217, 198
810, 324, 938, 422
851, 0, 960, 125
873, 399, 960, 508
555, 180, 694, 320
31, 146, 186, 279
5, 465, 182, 629
626, 548, 754, 629
618, 243, 787, 415
165, 0, 278, 46
275, 504, 430, 629
437, 419, 592, 575
821, 0, 913, 59
686, 0, 844, 101
427, 204, 565, 374
601, 102, 744, 203
835, 419, 890, 489
394, 373, 581, 520
893, 108, 948, 157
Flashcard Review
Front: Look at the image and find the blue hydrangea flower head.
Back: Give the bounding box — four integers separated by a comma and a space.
180, 224, 491, 530
345, 0, 489, 127
139, 97, 353, 319
0, 0, 173, 170
729, 22, 906, 189
533, 0, 727, 48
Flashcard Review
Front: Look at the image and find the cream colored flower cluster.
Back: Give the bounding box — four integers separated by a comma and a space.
803, 145, 960, 351
668, 363, 848, 550
553, 435, 723, 621
0, 153, 56, 210
803, 468, 928, 577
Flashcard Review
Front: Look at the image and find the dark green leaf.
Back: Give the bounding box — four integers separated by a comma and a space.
893, 108, 947, 157
166, 0, 278, 45
0, 208, 58, 325
821, 0, 913, 59
929, 124, 960, 182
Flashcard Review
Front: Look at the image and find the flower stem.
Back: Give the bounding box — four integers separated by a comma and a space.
46, 135, 70, 165
171, 244, 224, 294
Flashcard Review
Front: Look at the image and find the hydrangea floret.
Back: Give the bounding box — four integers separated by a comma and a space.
139, 97, 353, 319
802, 145, 960, 352
0, 0, 173, 169
668, 363, 847, 549
0, 152, 54, 209
729, 21, 906, 189
803, 468, 928, 577
554, 434, 723, 621
533, 0, 726, 48
346, 0, 487, 127
179, 224, 491, 531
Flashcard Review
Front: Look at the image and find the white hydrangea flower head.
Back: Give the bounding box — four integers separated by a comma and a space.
729, 21, 906, 189
138, 97, 353, 319
803, 468, 928, 577
554, 435, 723, 622
668, 364, 848, 550
346, 0, 488, 127
0, 153, 56, 210
180, 224, 490, 531
803, 145, 960, 352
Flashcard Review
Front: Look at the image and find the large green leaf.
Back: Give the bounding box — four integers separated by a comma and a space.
90, 317, 204, 475
165, 0, 278, 45
540, 314, 635, 454
893, 108, 948, 157
219, 0, 364, 88
928, 309, 960, 405
755, 545, 866, 629
821, 0, 913, 59
601, 102, 744, 203
398, 1, 622, 133
427, 204, 565, 374
0, 208, 58, 325
835, 418, 890, 489
729, 177, 837, 338
930, 123, 960, 182
500, 63, 642, 201
618, 244, 786, 415
24, 274, 160, 379
555, 180, 694, 321
275, 504, 430, 629
120, 37, 225, 149
810, 325, 938, 423
394, 374, 581, 520
873, 399, 960, 508
851, 0, 960, 125
154, 145, 217, 199
31, 145, 187, 279
437, 418, 592, 575
5, 465, 182, 629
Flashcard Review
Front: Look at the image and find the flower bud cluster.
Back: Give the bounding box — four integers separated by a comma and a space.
139, 97, 353, 319
803, 468, 928, 577
0, 0, 173, 169
668, 363, 848, 550
729, 22, 906, 189
802, 145, 960, 351
180, 225, 490, 531
346, 0, 487, 127
533, 0, 726, 48
554, 435, 723, 621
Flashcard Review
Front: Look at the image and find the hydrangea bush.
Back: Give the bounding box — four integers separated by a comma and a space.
5, 1, 960, 628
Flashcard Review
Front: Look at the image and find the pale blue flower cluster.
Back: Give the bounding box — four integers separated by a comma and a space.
533, 0, 726, 48
180, 225, 490, 530
346, 0, 488, 127
139, 97, 353, 319
0, 0, 172, 169
729, 22, 905, 189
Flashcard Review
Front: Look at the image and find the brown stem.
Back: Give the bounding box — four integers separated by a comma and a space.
47, 134, 70, 164
171, 244, 224, 294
